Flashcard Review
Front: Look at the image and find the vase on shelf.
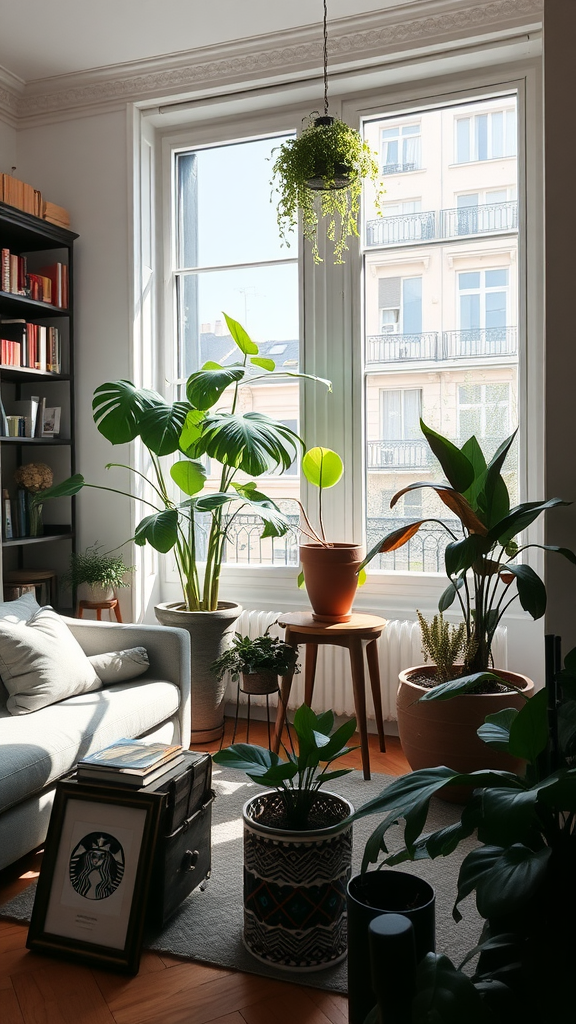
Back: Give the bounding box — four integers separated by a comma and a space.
27, 497, 44, 537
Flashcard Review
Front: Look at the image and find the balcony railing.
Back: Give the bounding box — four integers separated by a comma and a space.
442, 327, 517, 359
366, 332, 440, 363
441, 201, 517, 238
366, 327, 517, 364
365, 200, 517, 247
367, 439, 432, 470
381, 162, 419, 176
366, 517, 454, 573
366, 211, 436, 246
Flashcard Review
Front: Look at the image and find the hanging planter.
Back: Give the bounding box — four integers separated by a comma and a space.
271, 1, 383, 264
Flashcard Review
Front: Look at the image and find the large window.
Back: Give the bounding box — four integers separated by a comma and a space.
455, 106, 516, 163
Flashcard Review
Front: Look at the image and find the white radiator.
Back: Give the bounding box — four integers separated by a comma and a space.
226, 610, 507, 722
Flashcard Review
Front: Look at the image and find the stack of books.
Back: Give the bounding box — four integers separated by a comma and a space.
76, 738, 185, 788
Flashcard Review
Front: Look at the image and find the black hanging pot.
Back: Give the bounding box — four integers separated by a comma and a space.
347, 870, 435, 1024
306, 116, 354, 191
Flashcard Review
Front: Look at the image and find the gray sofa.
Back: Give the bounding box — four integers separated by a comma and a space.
0, 615, 191, 871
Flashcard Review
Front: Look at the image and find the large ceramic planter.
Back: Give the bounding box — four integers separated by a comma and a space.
299, 543, 364, 623
242, 789, 354, 971
347, 870, 435, 1024
154, 600, 241, 744
397, 666, 534, 802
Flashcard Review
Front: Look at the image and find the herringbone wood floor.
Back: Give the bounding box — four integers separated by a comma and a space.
0, 721, 409, 1024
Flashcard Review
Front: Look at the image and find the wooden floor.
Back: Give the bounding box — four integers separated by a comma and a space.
0, 720, 409, 1024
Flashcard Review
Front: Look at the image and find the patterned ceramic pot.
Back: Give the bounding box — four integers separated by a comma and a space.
242, 790, 354, 971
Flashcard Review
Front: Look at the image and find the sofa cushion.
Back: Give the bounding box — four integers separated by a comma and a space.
88, 646, 149, 684
0, 678, 181, 812
0, 593, 41, 705
0, 607, 102, 715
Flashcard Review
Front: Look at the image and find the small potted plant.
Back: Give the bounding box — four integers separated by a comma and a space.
213, 704, 357, 970
62, 543, 134, 602
272, 113, 383, 264
358, 420, 576, 779
296, 446, 364, 622
211, 627, 300, 695
348, 640, 576, 1022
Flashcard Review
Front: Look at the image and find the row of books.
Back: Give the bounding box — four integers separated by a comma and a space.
1, 250, 69, 308
3, 488, 37, 540
77, 739, 185, 788
1, 173, 71, 228
0, 321, 62, 373
0, 395, 58, 438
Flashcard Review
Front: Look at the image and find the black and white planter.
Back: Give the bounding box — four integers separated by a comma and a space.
154, 600, 241, 744
242, 790, 354, 971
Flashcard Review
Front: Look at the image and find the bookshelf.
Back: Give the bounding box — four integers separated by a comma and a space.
0, 201, 78, 613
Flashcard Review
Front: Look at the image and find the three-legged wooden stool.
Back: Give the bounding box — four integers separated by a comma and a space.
273, 612, 387, 780
77, 599, 123, 622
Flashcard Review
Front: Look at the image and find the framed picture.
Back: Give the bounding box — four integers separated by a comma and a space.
27, 777, 164, 973
42, 406, 61, 436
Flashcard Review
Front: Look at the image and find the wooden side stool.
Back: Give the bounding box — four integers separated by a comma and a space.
77, 599, 123, 622
273, 612, 388, 780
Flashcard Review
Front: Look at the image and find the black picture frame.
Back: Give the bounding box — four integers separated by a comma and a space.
27, 777, 164, 974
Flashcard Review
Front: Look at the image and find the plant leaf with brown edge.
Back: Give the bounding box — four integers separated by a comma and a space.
420, 420, 475, 492
392, 482, 488, 535
357, 521, 426, 573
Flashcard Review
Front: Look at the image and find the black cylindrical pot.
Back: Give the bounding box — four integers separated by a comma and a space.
347, 871, 435, 1024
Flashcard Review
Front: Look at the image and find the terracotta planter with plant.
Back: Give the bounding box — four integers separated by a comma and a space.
213, 704, 357, 970
296, 447, 364, 622
357, 420, 576, 779
40, 313, 329, 741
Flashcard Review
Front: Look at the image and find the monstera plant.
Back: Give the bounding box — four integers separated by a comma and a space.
40, 313, 329, 613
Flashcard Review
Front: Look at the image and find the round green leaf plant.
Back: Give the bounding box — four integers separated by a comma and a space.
38, 313, 331, 612
272, 114, 384, 264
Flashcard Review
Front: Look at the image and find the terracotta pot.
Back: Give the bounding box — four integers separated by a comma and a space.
240, 670, 279, 695
299, 543, 364, 623
396, 666, 534, 803
243, 789, 354, 971
154, 600, 241, 744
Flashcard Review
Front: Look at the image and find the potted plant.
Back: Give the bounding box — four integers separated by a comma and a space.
296, 446, 364, 622
358, 420, 575, 779
213, 704, 357, 970
348, 639, 576, 1023
272, 113, 383, 264
39, 313, 329, 742
211, 626, 300, 695
62, 543, 134, 602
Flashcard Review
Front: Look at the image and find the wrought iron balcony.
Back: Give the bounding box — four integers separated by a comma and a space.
367, 439, 432, 470
366, 516, 454, 573
381, 162, 420, 176
442, 327, 517, 359
366, 332, 440, 363
366, 211, 436, 246
441, 201, 517, 238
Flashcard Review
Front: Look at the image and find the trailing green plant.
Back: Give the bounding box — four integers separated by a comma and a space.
271, 114, 383, 264
213, 704, 357, 830
211, 627, 300, 682
62, 543, 134, 590
417, 610, 478, 684
348, 642, 576, 1022
359, 420, 576, 689
36, 314, 330, 613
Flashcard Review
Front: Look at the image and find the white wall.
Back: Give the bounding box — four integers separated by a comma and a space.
15, 111, 135, 617
0, 118, 17, 176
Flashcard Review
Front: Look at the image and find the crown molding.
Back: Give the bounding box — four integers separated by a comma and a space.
0, 66, 23, 127
14, 0, 543, 125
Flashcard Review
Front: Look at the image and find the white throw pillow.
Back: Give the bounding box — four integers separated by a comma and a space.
89, 647, 149, 684
0, 606, 102, 715
0, 593, 42, 705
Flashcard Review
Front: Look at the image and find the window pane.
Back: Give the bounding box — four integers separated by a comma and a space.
402, 277, 422, 333
460, 293, 481, 330
476, 114, 488, 160
176, 135, 295, 267
403, 389, 422, 437
486, 269, 508, 287
491, 111, 504, 158
505, 110, 517, 156
485, 291, 507, 329
177, 264, 298, 379
381, 390, 402, 438
456, 118, 470, 162
459, 272, 480, 290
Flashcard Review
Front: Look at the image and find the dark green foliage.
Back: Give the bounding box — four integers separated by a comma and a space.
211, 628, 300, 682
62, 543, 134, 589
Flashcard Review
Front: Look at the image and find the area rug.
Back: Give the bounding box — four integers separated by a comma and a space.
0, 768, 481, 992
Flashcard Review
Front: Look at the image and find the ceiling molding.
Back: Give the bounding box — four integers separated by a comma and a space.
13, 0, 543, 124
0, 66, 23, 127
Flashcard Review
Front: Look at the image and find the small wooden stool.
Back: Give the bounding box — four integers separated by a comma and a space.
273, 612, 387, 780
77, 599, 123, 622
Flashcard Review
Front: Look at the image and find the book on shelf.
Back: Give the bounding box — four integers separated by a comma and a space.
42, 201, 70, 228
37, 263, 67, 308
8, 397, 40, 438
0, 320, 61, 372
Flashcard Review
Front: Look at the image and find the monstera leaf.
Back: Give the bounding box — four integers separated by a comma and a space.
92, 381, 162, 444
192, 412, 301, 476
138, 401, 192, 456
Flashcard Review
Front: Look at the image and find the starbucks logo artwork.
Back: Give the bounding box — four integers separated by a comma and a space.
69, 832, 125, 900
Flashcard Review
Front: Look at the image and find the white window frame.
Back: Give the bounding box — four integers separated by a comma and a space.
457, 267, 511, 331
457, 382, 511, 439
454, 106, 517, 163
380, 388, 423, 439
381, 122, 422, 173
145, 60, 542, 662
